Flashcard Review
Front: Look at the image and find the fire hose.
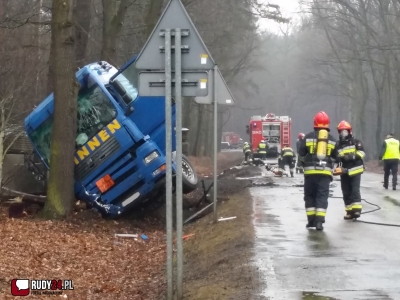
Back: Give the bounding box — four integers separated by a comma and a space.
288, 189, 400, 227
292, 183, 400, 227
330, 163, 400, 227
328, 196, 400, 227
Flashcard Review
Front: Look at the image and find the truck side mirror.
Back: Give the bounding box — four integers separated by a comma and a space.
246, 125, 249, 134
110, 79, 133, 105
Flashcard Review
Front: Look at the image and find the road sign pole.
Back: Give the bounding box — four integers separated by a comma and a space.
164, 28, 174, 300
175, 28, 184, 299
213, 64, 218, 223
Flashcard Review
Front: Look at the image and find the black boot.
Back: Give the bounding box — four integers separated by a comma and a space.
315, 221, 324, 231
344, 212, 354, 220
306, 215, 316, 228
290, 171, 294, 178
306, 221, 316, 228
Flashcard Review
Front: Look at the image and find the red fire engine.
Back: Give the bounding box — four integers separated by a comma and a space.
246, 113, 292, 158
221, 132, 241, 148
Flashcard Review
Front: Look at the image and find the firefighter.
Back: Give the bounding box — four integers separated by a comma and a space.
334, 121, 365, 220
298, 111, 337, 231
258, 140, 268, 160
278, 144, 295, 177
379, 133, 400, 190
243, 142, 252, 162
296, 133, 305, 173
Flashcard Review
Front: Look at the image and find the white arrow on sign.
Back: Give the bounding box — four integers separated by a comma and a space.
195, 65, 235, 105
135, 0, 215, 71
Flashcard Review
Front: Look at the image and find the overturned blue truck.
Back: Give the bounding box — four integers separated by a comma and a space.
23, 58, 198, 218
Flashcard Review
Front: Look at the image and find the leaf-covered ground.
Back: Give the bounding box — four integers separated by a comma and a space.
0, 207, 166, 299
0, 151, 245, 299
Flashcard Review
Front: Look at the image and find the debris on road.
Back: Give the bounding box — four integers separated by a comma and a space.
218, 216, 237, 222
2, 186, 46, 204
174, 233, 195, 242
114, 234, 138, 238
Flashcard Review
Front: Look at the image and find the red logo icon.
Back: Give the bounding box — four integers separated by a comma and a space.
11, 279, 30, 296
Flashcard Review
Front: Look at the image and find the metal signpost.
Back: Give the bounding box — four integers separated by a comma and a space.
138, 70, 209, 97
135, 0, 235, 298
195, 66, 236, 223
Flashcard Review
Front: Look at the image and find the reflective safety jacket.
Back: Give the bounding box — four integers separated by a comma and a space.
281, 147, 294, 157
380, 138, 400, 160
334, 137, 365, 177
258, 142, 267, 154
243, 144, 251, 154
298, 130, 337, 176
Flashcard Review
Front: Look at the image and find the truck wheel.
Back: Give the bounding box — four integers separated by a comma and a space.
182, 154, 198, 194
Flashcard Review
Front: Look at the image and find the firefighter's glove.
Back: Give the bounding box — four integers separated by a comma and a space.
343, 153, 356, 161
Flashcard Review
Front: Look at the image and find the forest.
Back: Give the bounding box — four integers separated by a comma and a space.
0, 0, 397, 169
228, 0, 400, 160
0, 0, 400, 216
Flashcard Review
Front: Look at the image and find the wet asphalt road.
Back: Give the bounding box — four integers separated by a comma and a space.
252, 171, 400, 300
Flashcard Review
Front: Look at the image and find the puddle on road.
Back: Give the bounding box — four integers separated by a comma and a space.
301, 292, 339, 299
383, 196, 400, 207
306, 231, 332, 253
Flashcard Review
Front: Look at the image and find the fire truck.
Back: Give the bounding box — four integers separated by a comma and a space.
246, 113, 292, 159
221, 132, 241, 148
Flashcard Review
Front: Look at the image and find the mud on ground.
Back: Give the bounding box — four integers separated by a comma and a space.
188, 152, 244, 177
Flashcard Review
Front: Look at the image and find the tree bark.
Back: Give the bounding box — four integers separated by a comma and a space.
144, 0, 164, 38
43, 0, 79, 219
101, 0, 131, 65
74, 0, 92, 68
0, 108, 4, 192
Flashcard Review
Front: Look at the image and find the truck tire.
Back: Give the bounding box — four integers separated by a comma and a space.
182, 154, 198, 194
172, 152, 199, 194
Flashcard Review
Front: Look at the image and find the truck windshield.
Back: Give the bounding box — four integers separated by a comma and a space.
30, 84, 117, 165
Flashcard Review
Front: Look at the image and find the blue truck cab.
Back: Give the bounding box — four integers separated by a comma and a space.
24, 59, 198, 217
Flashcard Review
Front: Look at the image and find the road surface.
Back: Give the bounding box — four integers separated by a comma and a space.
252, 171, 400, 300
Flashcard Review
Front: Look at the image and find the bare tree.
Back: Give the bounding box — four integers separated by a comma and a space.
101, 0, 133, 65
74, 0, 92, 67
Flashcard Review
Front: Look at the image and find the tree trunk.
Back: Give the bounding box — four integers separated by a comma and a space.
74, 0, 92, 68
101, 0, 131, 65
145, 0, 164, 38
43, 0, 79, 219
0, 109, 4, 192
